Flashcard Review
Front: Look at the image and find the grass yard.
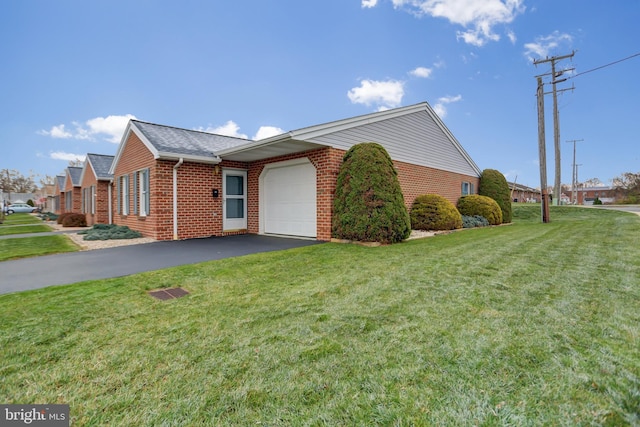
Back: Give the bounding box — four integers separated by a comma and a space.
0, 213, 51, 236
0, 235, 79, 261
0, 205, 638, 425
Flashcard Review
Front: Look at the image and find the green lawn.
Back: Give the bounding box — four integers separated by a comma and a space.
0, 206, 638, 426
0, 213, 43, 225
0, 235, 79, 261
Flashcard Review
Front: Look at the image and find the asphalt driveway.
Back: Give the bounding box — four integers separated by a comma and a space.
0, 235, 322, 295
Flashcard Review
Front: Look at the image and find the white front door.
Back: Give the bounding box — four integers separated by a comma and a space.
223, 170, 247, 231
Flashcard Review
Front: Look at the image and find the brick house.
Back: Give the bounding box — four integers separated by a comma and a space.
109, 102, 481, 241
62, 167, 82, 214
53, 175, 65, 214
80, 154, 114, 226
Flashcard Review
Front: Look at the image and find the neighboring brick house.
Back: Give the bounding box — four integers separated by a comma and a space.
573, 186, 617, 205
62, 167, 82, 214
109, 102, 481, 241
508, 182, 541, 203
53, 175, 66, 214
80, 154, 114, 226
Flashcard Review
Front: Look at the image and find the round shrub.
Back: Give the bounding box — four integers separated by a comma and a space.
56, 212, 73, 224
479, 169, 512, 223
410, 194, 462, 231
457, 195, 503, 225
332, 142, 411, 243
61, 213, 87, 227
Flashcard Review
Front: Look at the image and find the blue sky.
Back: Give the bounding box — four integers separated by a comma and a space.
1, 0, 638, 188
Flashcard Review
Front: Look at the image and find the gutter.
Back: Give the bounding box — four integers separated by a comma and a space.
172, 158, 184, 240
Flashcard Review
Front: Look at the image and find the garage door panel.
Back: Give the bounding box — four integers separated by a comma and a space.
263, 161, 316, 237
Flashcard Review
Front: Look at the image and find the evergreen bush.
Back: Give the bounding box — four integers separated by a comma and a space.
479, 169, 512, 223
332, 142, 411, 243
410, 194, 462, 231
82, 224, 142, 240
26, 199, 35, 207
61, 213, 87, 227
457, 195, 503, 225
593, 197, 603, 205
461, 215, 490, 228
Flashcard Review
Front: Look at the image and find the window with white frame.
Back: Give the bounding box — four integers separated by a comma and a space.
90, 185, 96, 214
461, 181, 475, 196
139, 168, 149, 216
120, 175, 129, 215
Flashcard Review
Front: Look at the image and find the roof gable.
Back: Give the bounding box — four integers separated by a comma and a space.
110, 120, 252, 173
66, 167, 83, 187
218, 102, 481, 176
55, 175, 65, 193
82, 153, 114, 182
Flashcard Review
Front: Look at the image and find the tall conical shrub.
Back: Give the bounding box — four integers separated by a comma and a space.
332, 143, 411, 243
479, 169, 512, 223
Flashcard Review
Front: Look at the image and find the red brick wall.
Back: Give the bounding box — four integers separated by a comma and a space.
63, 176, 81, 213
111, 133, 159, 239
394, 160, 480, 208
80, 169, 111, 226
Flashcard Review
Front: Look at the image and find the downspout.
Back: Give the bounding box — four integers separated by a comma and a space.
108, 180, 113, 224
173, 158, 184, 240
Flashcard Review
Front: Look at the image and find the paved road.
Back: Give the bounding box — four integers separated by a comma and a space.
0, 235, 322, 295
590, 204, 640, 215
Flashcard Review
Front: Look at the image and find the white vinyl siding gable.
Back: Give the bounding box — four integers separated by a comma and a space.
306, 110, 479, 177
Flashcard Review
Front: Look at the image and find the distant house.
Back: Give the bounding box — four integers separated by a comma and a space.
63, 167, 83, 214
53, 175, 65, 214
80, 154, 114, 225
108, 102, 482, 241
508, 182, 540, 203
574, 186, 617, 205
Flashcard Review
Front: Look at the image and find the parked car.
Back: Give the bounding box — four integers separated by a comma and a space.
5, 203, 36, 214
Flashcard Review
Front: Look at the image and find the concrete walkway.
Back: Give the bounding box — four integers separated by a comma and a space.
0, 234, 322, 295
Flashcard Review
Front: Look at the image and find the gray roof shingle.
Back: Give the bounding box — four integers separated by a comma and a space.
67, 167, 83, 186
86, 153, 114, 180
133, 120, 251, 158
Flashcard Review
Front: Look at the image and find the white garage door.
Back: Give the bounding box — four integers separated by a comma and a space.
263, 159, 316, 237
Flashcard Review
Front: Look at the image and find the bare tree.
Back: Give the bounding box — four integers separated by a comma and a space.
581, 177, 604, 187
612, 172, 640, 203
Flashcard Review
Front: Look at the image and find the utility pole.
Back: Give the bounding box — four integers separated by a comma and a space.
536, 76, 550, 223
575, 164, 582, 204
534, 52, 575, 206
566, 139, 583, 204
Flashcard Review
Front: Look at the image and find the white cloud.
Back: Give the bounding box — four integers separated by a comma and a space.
253, 126, 285, 140
39, 114, 136, 144
409, 66, 433, 78
432, 94, 462, 118
524, 31, 573, 61
362, 0, 378, 7
391, 0, 525, 46
347, 79, 405, 109
507, 29, 517, 44
200, 120, 249, 139
39, 124, 73, 139
50, 151, 86, 162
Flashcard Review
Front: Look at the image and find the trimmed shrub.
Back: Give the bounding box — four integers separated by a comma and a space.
56, 212, 73, 224
332, 142, 411, 243
457, 195, 503, 225
593, 197, 603, 205
26, 199, 35, 207
462, 215, 490, 228
410, 194, 462, 231
61, 213, 87, 227
39, 212, 58, 221
479, 169, 512, 223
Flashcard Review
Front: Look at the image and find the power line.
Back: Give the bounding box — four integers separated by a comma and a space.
570, 52, 640, 79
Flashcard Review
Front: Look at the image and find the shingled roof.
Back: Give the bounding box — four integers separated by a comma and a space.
85, 153, 114, 180
67, 167, 83, 187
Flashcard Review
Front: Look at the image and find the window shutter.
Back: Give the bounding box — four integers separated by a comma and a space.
144, 168, 150, 215
133, 172, 138, 215
116, 177, 121, 214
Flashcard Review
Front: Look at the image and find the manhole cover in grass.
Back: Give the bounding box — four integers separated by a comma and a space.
148, 287, 189, 300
